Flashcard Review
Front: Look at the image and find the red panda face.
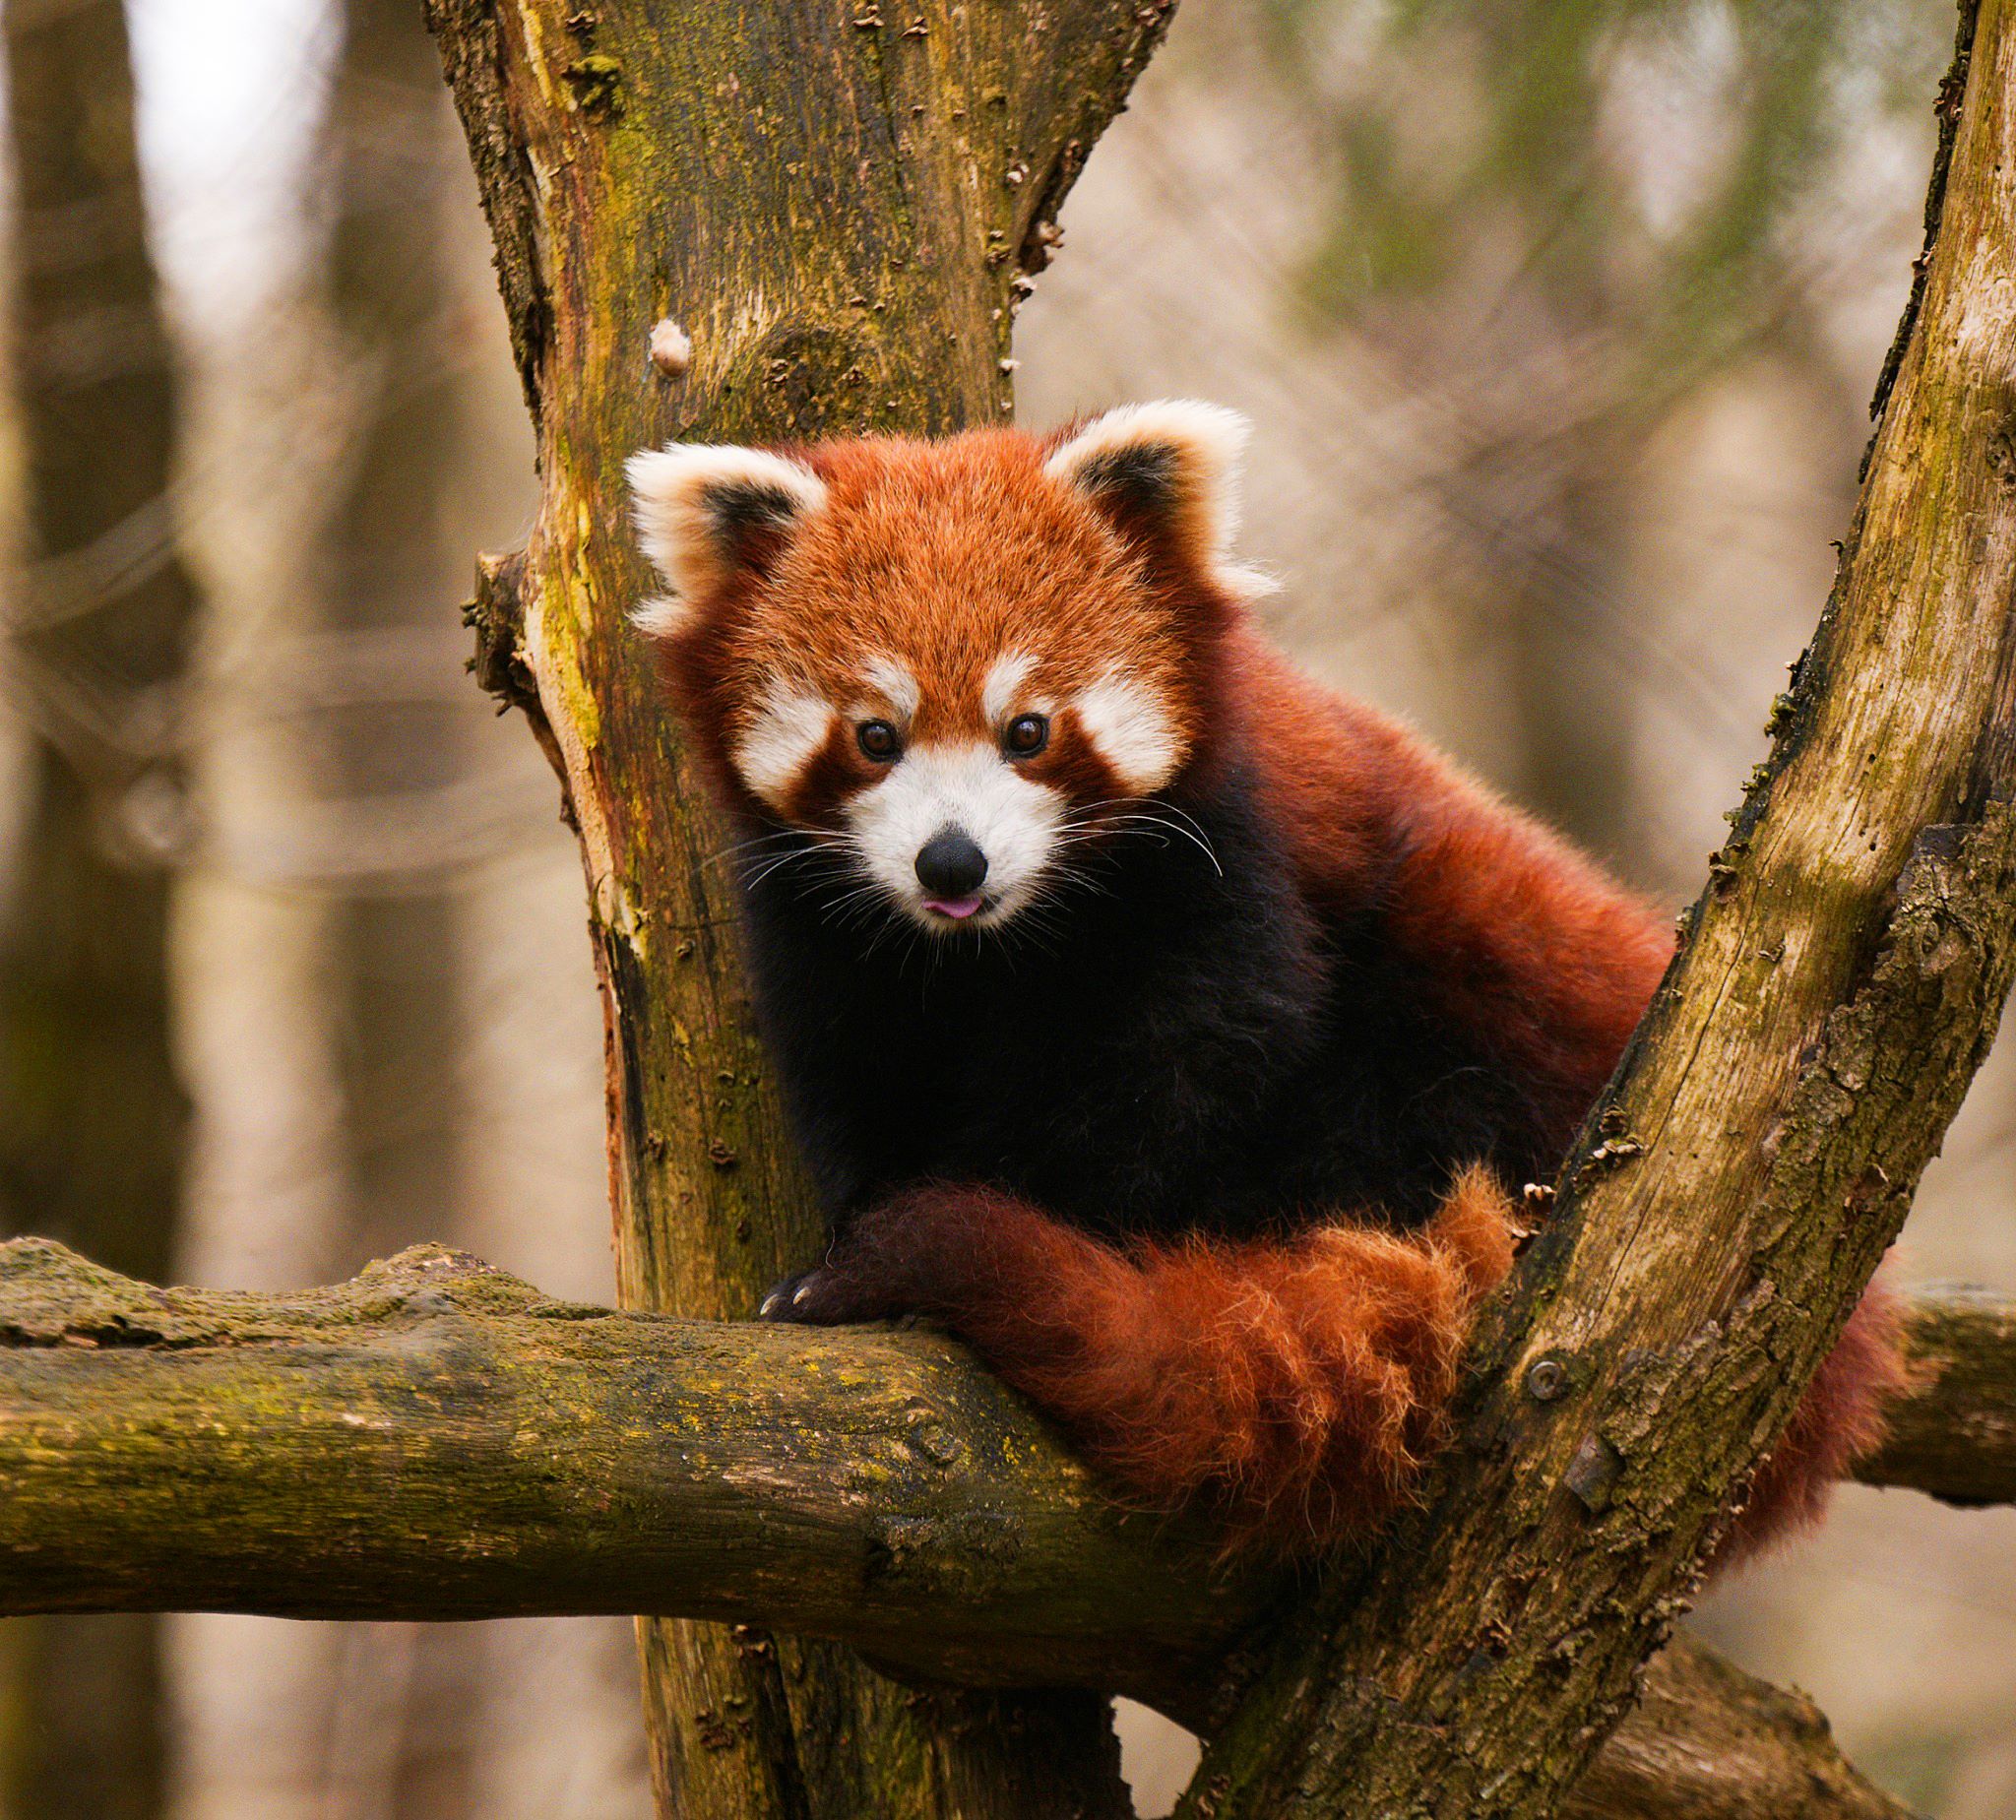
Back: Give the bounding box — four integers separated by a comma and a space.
628, 403, 1263, 933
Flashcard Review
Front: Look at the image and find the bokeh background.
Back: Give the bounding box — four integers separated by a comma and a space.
0, 1, 2009, 1815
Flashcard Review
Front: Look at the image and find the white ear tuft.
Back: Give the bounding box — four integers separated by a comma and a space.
625, 443, 827, 622
629, 594, 695, 638
1046, 400, 1252, 486
1044, 401, 1253, 589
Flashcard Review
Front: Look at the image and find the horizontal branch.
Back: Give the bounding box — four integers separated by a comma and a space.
1855, 1285, 2016, 1505
0, 1236, 1254, 1713
0, 1235, 1967, 1813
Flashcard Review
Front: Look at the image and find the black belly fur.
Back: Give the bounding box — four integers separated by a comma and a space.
738, 763, 1555, 1244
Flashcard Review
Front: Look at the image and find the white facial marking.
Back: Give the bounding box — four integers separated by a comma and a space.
861, 657, 920, 722
1044, 400, 1277, 599
1073, 673, 1181, 795
626, 442, 827, 606
981, 651, 1037, 724
845, 742, 1066, 931
630, 594, 692, 638
732, 681, 835, 808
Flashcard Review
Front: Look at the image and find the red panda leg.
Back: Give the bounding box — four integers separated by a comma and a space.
1711, 1280, 1908, 1571
769, 1168, 1518, 1554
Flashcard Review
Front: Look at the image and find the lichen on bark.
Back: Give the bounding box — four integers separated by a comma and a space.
1180, 3, 2016, 1812
422, 2, 1174, 1812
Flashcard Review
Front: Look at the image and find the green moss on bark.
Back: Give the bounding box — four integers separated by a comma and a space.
1181, 6, 2016, 1813
422, 7, 1177, 1810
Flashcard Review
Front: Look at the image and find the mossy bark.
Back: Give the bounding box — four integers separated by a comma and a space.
1855, 1285, 2016, 1505
0, 1235, 1956, 1817
422, 3, 1172, 1813
1178, 5, 2016, 1813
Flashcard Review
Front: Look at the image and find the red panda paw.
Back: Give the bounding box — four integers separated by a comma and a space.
757, 1267, 835, 1323
755, 1183, 1013, 1326
756, 1262, 901, 1326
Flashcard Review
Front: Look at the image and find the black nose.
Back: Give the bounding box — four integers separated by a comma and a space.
914, 827, 988, 897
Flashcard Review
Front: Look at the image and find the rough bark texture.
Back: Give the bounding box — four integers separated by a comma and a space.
1856, 1285, 2016, 1504
0, 1235, 1947, 1817
423, 6, 1172, 1813
0, 1235, 1360, 1705
1559, 1635, 1922, 1820
0, 0, 199, 1811
1178, 5, 2016, 1814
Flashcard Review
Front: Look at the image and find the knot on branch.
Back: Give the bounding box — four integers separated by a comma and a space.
464, 548, 536, 716
729, 321, 879, 440
0, 1236, 595, 1351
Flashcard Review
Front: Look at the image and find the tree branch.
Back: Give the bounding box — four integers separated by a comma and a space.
1561, 1635, 1922, 1820
1181, 4, 2016, 1811
1856, 1286, 2016, 1505
0, 1235, 1249, 1708
0, 1235, 1984, 1815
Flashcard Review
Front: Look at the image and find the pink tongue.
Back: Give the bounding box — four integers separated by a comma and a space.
923, 893, 984, 920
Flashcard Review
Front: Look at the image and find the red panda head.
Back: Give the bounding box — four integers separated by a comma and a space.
627, 402, 1266, 933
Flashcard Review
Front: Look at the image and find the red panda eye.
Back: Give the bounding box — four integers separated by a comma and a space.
1004, 714, 1049, 758
856, 720, 902, 762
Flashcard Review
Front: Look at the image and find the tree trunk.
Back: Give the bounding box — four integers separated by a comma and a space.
1180, 4, 2016, 1811
0, 0, 200, 1812
426, 2, 1173, 1812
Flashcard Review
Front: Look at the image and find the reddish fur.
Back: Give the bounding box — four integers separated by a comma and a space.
1226, 632, 1903, 1555
1221, 628, 1902, 1564
639, 415, 1910, 1565
653, 429, 1227, 828
803, 1168, 1517, 1554
1227, 628, 1676, 1139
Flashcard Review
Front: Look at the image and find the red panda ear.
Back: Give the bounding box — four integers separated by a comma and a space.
1044, 401, 1273, 599
626, 443, 827, 638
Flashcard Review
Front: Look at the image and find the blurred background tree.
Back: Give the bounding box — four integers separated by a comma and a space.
284, 1, 490, 1806
1251, 0, 1945, 851
1, 1, 2008, 1816
0, 0, 198, 1811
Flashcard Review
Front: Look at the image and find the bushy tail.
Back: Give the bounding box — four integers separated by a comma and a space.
792, 1176, 1909, 1563
795, 1168, 1518, 1554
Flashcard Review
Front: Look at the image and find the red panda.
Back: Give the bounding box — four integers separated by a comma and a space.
626, 402, 1904, 1561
